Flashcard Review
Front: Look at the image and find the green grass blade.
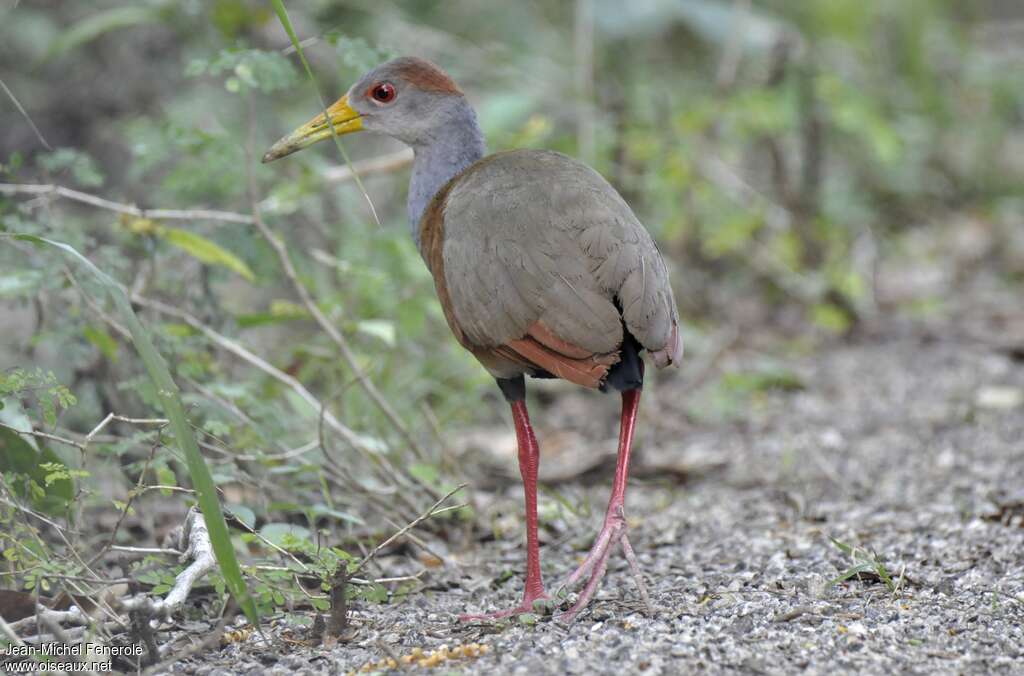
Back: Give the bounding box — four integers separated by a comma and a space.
5, 234, 259, 627
269, 0, 381, 226
828, 562, 876, 587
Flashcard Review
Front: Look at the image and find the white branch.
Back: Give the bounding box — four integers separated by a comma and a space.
320, 148, 412, 184
120, 508, 216, 627
0, 183, 255, 225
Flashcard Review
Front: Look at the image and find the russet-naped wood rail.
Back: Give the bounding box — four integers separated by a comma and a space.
263, 57, 682, 623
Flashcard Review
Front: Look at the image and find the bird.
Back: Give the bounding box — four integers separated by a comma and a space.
263, 57, 682, 623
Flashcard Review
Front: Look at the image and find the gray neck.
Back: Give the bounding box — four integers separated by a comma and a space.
407, 99, 485, 243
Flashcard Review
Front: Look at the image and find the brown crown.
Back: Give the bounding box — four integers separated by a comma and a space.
391, 57, 462, 95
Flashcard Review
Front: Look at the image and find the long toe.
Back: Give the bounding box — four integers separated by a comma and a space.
555, 513, 652, 622
555, 529, 620, 623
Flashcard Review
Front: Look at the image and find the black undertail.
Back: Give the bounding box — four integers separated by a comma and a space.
495, 325, 644, 402
496, 374, 527, 402
601, 328, 644, 393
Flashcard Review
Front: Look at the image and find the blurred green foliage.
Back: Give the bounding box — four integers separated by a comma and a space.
0, 0, 1021, 608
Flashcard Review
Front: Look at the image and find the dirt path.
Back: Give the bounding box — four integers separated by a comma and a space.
169, 319, 1024, 675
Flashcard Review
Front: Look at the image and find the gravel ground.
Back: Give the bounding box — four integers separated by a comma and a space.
166, 319, 1024, 675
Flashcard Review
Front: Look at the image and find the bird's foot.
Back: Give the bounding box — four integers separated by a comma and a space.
458, 591, 552, 623
554, 506, 652, 624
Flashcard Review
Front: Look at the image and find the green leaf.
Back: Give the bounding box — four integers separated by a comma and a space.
187, 48, 298, 94
408, 462, 439, 486
259, 523, 311, 548
236, 299, 309, 327
356, 319, 396, 347
0, 270, 44, 298
1, 233, 259, 627
829, 562, 877, 587
362, 583, 388, 604
83, 325, 119, 362
227, 505, 256, 530
309, 503, 365, 525
829, 537, 855, 556
36, 148, 106, 188
811, 303, 852, 333
158, 228, 255, 281
0, 425, 74, 514
45, 6, 162, 61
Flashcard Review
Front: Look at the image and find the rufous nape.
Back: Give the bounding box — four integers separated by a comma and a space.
263, 57, 683, 623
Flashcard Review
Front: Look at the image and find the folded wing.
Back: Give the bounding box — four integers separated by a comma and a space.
419, 149, 682, 388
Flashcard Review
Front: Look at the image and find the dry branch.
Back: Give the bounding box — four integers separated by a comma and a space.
320, 148, 413, 184
0, 183, 255, 225
241, 120, 429, 467
120, 508, 216, 627
5, 175, 433, 490
246, 208, 430, 464
0, 148, 411, 227
126, 292, 413, 503
129, 295, 364, 453
351, 483, 466, 577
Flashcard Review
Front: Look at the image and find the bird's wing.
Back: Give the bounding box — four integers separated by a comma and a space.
420, 149, 681, 387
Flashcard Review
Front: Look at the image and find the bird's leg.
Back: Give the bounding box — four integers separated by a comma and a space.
555, 387, 651, 623
459, 396, 549, 621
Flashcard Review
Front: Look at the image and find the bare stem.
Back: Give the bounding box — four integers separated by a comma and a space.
351, 484, 466, 577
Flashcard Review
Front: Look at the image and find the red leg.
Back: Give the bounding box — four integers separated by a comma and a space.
460, 399, 549, 621
555, 387, 651, 623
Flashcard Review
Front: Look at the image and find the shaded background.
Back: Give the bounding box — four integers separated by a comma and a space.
1, 0, 1023, 625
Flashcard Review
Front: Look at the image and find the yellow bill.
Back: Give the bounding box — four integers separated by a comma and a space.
261, 94, 362, 163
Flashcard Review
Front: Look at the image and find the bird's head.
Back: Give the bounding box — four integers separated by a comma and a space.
262, 56, 465, 163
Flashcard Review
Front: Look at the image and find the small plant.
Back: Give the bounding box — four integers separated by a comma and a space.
828, 537, 905, 595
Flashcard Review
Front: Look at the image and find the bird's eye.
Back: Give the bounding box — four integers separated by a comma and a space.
369, 82, 396, 104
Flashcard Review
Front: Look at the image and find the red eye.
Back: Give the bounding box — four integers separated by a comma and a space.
370, 82, 396, 103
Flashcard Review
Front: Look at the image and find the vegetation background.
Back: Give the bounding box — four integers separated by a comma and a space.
0, 0, 1022, 664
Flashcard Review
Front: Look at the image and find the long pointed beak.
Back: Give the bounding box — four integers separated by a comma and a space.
262, 94, 363, 163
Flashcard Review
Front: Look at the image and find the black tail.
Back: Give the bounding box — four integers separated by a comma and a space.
602, 328, 643, 392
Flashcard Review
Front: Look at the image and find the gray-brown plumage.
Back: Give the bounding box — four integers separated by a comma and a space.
264, 56, 682, 623
421, 148, 681, 388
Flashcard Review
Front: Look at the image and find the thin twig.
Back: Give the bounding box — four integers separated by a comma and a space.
130, 294, 364, 453
695, 154, 822, 302
319, 148, 412, 184
242, 117, 429, 466
85, 413, 168, 446
64, 268, 131, 339
109, 546, 183, 556
86, 437, 162, 567
351, 484, 465, 577
243, 99, 434, 509
0, 420, 84, 450
0, 78, 51, 150
18, 622, 120, 646
382, 515, 451, 566
0, 183, 255, 224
